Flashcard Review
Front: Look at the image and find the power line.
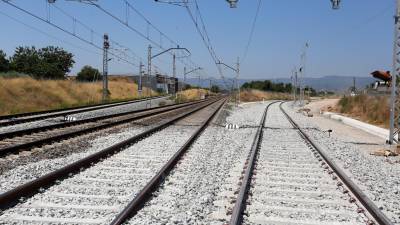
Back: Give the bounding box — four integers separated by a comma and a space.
1, 0, 139, 68
0, 9, 102, 57
241, 0, 262, 65
86, 0, 201, 74
184, 0, 230, 89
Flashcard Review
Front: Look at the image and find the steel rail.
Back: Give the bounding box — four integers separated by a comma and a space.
279, 102, 393, 225
228, 101, 278, 225
0, 97, 223, 209
0, 98, 207, 140
109, 98, 227, 225
0, 99, 211, 157
0, 96, 166, 127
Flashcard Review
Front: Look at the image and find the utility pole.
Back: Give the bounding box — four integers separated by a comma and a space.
389, 0, 400, 144
173, 53, 176, 95
183, 67, 187, 90
236, 57, 240, 105
198, 74, 201, 99
291, 67, 297, 105
147, 45, 152, 108
102, 34, 110, 103
138, 61, 143, 97
299, 42, 309, 106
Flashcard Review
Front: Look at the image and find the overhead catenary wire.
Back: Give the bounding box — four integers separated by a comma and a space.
1, 0, 139, 68
86, 0, 202, 75
241, 0, 262, 65
50, 2, 140, 67
183, 0, 230, 89
0, 9, 102, 57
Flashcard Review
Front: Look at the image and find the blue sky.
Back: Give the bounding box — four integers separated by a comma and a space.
0, 0, 395, 80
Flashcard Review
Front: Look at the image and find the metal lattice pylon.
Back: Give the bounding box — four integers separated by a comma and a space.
389, 0, 400, 144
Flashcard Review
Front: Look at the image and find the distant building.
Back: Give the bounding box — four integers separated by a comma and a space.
131, 74, 180, 94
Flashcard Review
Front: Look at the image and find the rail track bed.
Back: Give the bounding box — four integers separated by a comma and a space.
0, 100, 395, 225
0, 96, 168, 134
228, 102, 393, 225
0, 99, 204, 157
0, 98, 226, 225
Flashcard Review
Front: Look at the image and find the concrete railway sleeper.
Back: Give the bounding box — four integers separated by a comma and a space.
0, 99, 226, 224
0, 96, 166, 127
228, 102, 393, 225
0, 99, 210, 157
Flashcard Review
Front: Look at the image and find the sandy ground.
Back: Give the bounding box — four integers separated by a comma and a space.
305, 98, 339, 114
302, 98, 387, 153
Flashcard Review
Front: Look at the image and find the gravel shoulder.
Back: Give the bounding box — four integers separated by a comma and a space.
282, 102, 400, 224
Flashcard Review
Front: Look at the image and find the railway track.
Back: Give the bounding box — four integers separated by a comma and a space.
228, 102, 393, 225
0, 96, 166, 127
0, 97, 226, 224
0, 99, 207, 157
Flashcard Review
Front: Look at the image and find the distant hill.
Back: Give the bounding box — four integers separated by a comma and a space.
185, 76, 375, 92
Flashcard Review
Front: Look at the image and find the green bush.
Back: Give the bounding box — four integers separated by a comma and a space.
0, 71, 29, 78
76, 65, 101, 82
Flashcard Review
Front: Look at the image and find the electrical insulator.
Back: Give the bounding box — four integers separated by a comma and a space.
331, 0, 341, 9
226, 0, 238, 8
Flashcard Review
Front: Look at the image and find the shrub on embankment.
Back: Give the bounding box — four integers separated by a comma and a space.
176, 89, 210, 102
240, 89, 291, 102
0, 76, 156, 116
336, 94, 389, 128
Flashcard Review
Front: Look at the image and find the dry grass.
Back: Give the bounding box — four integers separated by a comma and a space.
239, 89, 291, 102
176, 89, 210, 102
0, 76, 156, 115
335, 94, 390, 128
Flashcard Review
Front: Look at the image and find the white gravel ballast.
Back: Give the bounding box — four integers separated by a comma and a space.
282, 102, 400, 224
126, 101, 271, 224
0, 125, 145, 193
0, 125, 196, 225
244, 103, 366, 224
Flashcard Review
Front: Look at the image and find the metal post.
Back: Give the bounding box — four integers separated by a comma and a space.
237, 57, 240, 105
291, 68, 296, 105
299, 43, 308, 106
172, 53, 176, 96
102, 34, 110, 103
198, 74, 201, 99
389, 0, 400, 144
183, 67, 187, 90
138, 61, 143, 97
147, 45, 152, 108
293, 67, 297, 104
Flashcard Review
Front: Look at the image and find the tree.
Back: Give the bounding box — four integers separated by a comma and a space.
76, 65, 101, 82
210, 85, 220, 93
241, 80, 293, 93
10, 46, 74, 79
0, 50, 10, 72
10, 46, 40, 76
37, 46, 74, 79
